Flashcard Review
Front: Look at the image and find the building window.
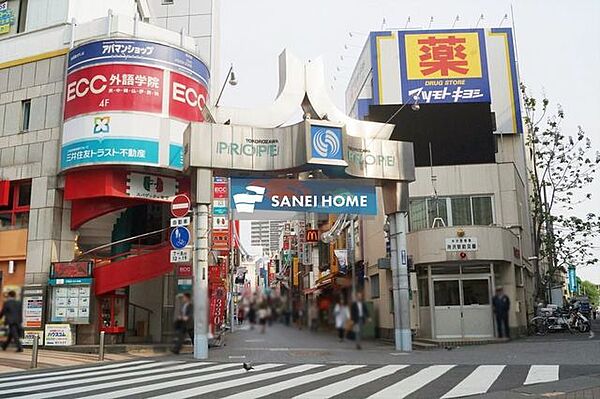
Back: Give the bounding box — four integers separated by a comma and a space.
0, 180, 31, 230
21, 100, 31, 132
17, 0, 29, 33
370, 274, 380, 298
409, 195, 494, 231
418, 278, 430, 306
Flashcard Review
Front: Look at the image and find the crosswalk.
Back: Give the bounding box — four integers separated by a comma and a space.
0, 359, 564, 399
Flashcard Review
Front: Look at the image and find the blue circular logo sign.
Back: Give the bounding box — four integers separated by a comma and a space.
170, 226, 190, 249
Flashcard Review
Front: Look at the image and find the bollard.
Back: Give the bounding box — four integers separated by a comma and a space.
30, 335, 39, 369
98, 331, 105, 361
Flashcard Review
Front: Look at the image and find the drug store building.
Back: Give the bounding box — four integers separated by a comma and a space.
347, 28, 536, 340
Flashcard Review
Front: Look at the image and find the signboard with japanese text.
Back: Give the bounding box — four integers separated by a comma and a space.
44, 324, 75, 346
445, 237, 478, 252
368, 28, 522, 134
48, 280, 91, 324
64, 64, 164, 120
398, 30, 490, 104
62, 38, 210, 171
127, 173, 178, 201
23, 330, 44, 346
50, 262, 92, 278
23, 295, 43, 328
170, 249, 191, 263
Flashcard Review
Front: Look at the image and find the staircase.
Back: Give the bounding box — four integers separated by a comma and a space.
77, 211, 124, 255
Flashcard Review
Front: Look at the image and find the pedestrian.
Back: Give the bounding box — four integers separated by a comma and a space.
334, 297, 350, 342
171, 292, 193, 354
258, 298, 268, 334
492, 286, 510, 339
308, 302, 319, 332
0, 291, 23, 352
248, 297, 257, 330
350, 292, 370, 350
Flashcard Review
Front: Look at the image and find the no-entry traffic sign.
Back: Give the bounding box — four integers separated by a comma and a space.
171, 194, 191, 218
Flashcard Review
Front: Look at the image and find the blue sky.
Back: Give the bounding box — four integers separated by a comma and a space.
219, 0, 600, 283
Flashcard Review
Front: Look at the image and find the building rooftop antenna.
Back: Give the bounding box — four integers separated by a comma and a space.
475, 14, 485, 28
452, 15, 460, 28
427, 16, 434, 29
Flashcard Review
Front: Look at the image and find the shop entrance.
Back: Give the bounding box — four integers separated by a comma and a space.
432, 274, 493, 339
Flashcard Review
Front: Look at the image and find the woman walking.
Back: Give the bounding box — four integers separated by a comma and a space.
333, 297, 350, 342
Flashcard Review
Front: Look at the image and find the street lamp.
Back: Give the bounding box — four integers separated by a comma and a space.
215, 64, 238, 107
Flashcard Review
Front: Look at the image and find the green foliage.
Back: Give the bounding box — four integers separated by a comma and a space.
521, 84, 600, 295
580, 280, 599, 306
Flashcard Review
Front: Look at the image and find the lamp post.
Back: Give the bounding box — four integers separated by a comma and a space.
215, 64, 237, 107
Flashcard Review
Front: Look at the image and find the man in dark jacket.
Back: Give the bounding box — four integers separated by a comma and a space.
350, 292, 370, 350
1, 291, 23, 352
492, 286, 510, 339
171, 293, 193, 354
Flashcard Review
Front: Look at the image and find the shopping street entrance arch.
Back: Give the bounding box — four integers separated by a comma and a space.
183, 51, 416, 358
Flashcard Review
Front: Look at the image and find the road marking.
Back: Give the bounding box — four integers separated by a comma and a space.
228, 355, 246, 359
294, 365, 408, 399
148, 364, 321, 399
441, 365, 506, 398
589, 330, 595, 339
367, 365, 455, 399
0, 360, 151, 382
6, 362, 209, 398
76, 362, 253, 399
524, 365, 559, 385
0, 360, 175, 389
223, 365, 364, 399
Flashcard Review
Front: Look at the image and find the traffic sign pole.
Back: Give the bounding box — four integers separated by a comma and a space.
192, 203, 209, 360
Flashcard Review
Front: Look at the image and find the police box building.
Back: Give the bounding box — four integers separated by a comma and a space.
346, 28, 536, 340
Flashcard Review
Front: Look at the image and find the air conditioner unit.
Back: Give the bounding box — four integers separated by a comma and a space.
161, 0, 174, 5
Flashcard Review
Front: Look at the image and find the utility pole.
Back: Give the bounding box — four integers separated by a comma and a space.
192, 169, 211, 359
383, 182, 412, 352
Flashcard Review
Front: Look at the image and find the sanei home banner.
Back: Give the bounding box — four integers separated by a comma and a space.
230, 178, 377, 215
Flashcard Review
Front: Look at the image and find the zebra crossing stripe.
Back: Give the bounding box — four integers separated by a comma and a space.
0, 360, 164, 389
524, 365, 559, 385
0, 360, 152, 382
3, 362, 205, 398
294, 365, 409, 399
223, 365, 365, 399
441, 365, 506, 398
148, 364, 322, 399
76, 362, 252, 399
368, 365, 455, 399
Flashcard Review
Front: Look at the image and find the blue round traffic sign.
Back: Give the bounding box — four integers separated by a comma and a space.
170, 226, 190, 249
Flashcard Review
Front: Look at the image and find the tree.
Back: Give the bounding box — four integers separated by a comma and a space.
579, 280, 599, 306
521, 84, 600, 301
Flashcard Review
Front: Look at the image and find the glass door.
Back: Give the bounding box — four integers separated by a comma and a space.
461, 277, 494, 338
433, 279, 462, 339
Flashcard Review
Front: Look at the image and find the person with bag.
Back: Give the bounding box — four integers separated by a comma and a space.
0, 291, 23, 352
333, 297, 350, 342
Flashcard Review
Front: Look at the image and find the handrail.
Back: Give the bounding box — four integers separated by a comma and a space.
129, 302, 154, 314
76, 227, 169, 260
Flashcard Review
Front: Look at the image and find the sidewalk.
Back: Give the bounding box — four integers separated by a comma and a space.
0, 347, 158, 374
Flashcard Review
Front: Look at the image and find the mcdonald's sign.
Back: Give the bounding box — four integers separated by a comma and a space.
306, 229, 319, 243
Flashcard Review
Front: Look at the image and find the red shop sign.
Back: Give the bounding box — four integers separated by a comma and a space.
169, 71, 208, 122
51, 261, 92, 278
64, 64, 164, 120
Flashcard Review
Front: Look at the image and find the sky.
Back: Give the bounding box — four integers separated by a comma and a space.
217, 0, 600, 283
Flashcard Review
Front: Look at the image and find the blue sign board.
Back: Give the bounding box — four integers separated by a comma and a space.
230, 178, 377, 215
568, 266, 577, 293
310, 125, 343, 161
170, 226, 191, 249
68, 39, 210, 85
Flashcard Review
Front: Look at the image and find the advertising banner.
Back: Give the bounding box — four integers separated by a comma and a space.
568, 266, 577, 293
369, 28, 521, 133
44, 324, 74, 346
230, 178, 377, 215
61, 113, 187, 170
64, 64, 164, 120
23, 295, 43, 328
126, 173, 179, 200
0, 1, 14, 34
62, 38, 210, 171
67, 39, 209, 85
398, 29, 490, 104
23, 330, 44, 346
48, 280, 91, 324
